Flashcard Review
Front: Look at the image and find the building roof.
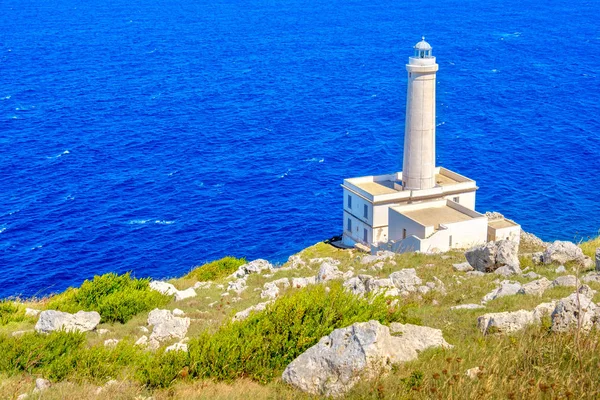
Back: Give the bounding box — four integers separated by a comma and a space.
414, 38, 432, 51
488, 219, 519, 229
354, 181, 397, 196
401, 204, 474, 229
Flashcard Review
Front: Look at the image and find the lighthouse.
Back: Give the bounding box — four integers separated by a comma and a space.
340, 39, 520, 253
402, 37, 438, 190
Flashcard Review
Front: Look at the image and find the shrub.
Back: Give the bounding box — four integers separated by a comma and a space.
185, 256, 247, 282
136, 348, 190, 388
46, 272, 170, 323
188, 282, 416, 382
0, 301, 27, 326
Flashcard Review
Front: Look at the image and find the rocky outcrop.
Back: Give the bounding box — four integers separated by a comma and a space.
281, 320, 450, 397
551, 275, 578, 288
174, 287, 197, 301
494, 265, 522, 277
389, 269, 422, 293
453, 262, 474, 272
520, 230, 547, 248
481, 280, 522, 304
292, 276, 317, 288
260, 278, 290, 299
551, 286, 597, 332
35, 310, 101, 333
465, 240, 519, 273
227, 278, 247, 294
316, 262, 344, 282
361, 251, 395, 265
596, 248, 600, 271
478, 302, 555, 334
230, 259, 273, 279
149, 281, 178, 296
147, 308, 190, 343
518, 277, 552, 296
542, 241, 591, 266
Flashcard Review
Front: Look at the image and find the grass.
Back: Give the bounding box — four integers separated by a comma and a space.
0, 301, 28, 326
46, 273, 171, 324
185, 257, 247, 282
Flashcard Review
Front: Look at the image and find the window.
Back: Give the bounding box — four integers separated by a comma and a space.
402, 229, 407, 239
363, 204, 368, 218
347, 195, 352, 208
363, 228, 368, 243
453, 196, 460, 203
347, 218, 352, 232
449, 235, 453, 247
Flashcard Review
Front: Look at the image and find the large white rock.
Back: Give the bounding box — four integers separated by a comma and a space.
543, 241, 587, 265
453, 262, 473, 272
551, 286, 597, 332
551, 275, 578, 288
465, 240, 519, 272
149, 281, 178, 296
147, 308, 190, 342
35, 310, 101, 333
389, 269, 422, 294
316, 262, 344, 282
518, 277, 552, 296
174, 287, 197, 301
231, 259, 274, 278
481, 280, 522, 304
343, 275, 372, 296
260, 278, 290, 299
292, 276, 316, 288
281, 320, 450, 397
477, 310, 537, 334
227, 278, 248, 294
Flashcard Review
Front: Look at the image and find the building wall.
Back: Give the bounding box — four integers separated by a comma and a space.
342, 211, 372, 246
388, 210, 427, 241
443, 191, 476, 210
343, 188, 372, 226
488, 224, 521, 244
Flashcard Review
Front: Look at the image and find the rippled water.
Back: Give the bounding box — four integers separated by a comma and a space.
1, 0, 599, 298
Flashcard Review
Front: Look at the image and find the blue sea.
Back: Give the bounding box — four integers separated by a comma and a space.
1, 0, 599, 298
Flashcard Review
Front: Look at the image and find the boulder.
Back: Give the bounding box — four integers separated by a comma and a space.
35, 378, 51, 393
494, 265, 522, 277
343, 275, 371, 296
172, 308, 185, 317
477, 310, 536, 334
481, 281, 522, 304
453, 262, 474, 272
292, 276, 316, 288
555, 265, 567, 274
522, 271, 540, 280
233, 301, 273, 322
551, 286, 597, 332
231, 259, 273, 278
227, 278, 247, 294
518, 277, 552, 297
174, 287, 197, 301
531, 252, 544, 264
551, 275, 578, 288
149, 281, 178, 296
465, 240, 519, 273
281, 320, 450, 397
542, 241, 586, 265
389, 269, 422, 294
316, 262, 344, 282
583, 272, 600, 284
260, 278, 290, 299
361, 251, 395, 265
367, 278, 396, 294
596, 248, 600, 271
35, 310, 101, 333
147, 309, 190, 342
286, 255, 307, 270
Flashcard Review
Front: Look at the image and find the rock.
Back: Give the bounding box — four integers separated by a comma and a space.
477, 310, 537, 334
343, 275, 371, 296
450, 304, 485, 310
104, 339, 119, 347
316, 262, 344, 282
193, 281, 212, 290
135, 335, 149, 346
227, 278, 248, 294
453, 262, 474, 272
417, 286, 431, 294
17, 394, 28, 400
465, 240, 519, 273
35, 378, 51, 392
466, 271, 485, 277
555, 265, 567, 273
389, 269, 422, 294
596, 248, 600, 271
518, 277, 552, 297
371, 262, 384, 271
233, 301, 273, 322
361, 251, 395, 265
260, 278, 290, 299
292, 276, 316, 288
165, 342, 188, 352
309, 257, 341, 266
97, 328, 110, 335
521, 230, 547, 248
481, 281, 522, 304
522, 271, 540, 280
35, 310, 101, 333
281, 320, 450, 396
551, 286, 597, 332
147, 309, 190, 342
172, 308, 185, 317
149, 281, 178, 296
286, 255, 307, 269
583, 272, 600, 284
465, 366, 482, 379
543, 241, 586, 265
532, 301, 557, 320
551, 275, 578, 288
139, 326, 150, 333
174, 287, 197, 301
531, 252, 544, 264
494, 264, 522, 277
231, 259, 274, 278
25, 308, 40, 317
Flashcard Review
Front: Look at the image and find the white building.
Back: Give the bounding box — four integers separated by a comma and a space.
342, 38, 519, 253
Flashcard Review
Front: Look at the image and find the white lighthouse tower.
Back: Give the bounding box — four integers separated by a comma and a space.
402, 37, 438, 190
340, 38, 520, 253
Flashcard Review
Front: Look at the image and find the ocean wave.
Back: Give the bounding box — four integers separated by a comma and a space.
128, 219, 175, 225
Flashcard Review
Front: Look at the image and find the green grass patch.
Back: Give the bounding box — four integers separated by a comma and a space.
185, 256, 247, 282
46, 272, 170, 324
0, 301, 27, 326
188, 282, 417, 383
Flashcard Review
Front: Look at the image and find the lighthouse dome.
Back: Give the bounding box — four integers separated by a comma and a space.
414, 38, 432, 51
413, 37, 433, 59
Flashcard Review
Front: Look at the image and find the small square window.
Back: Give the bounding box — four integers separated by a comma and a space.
453, 196, 460, 203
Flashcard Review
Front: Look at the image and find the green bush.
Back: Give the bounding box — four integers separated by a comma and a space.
136, 348, 190, 388
185, 256, 247, 282
46, 272, 170, 323
0, 301, 27, 326
188, 282, 416, 382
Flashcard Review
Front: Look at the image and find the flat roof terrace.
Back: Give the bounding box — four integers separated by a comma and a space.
352, 173, 462, 197
488, 219, 518, 229
401, 204, 474, 229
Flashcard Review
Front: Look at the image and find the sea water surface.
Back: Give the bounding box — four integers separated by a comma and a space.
1, 0, 599, 298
